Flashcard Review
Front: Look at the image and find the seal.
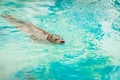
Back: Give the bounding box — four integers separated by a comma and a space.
1, 14, 65, 44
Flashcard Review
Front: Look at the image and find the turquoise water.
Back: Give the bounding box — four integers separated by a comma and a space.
0, 0, 120, 80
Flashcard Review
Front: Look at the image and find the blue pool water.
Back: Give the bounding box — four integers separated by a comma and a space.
0, 0, 120, 80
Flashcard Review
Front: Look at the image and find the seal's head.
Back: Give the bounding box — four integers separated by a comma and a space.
47, 34, 65, 44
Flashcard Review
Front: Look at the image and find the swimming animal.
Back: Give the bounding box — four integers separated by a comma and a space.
1, 14, 65, 44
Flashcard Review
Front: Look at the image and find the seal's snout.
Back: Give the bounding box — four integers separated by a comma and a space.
60, 41, 65, 44
47, 34, 65, 44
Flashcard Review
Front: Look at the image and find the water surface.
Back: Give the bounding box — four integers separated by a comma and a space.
0, 0, 120, 80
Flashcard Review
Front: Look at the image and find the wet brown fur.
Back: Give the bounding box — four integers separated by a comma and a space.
1, 14, 64, 44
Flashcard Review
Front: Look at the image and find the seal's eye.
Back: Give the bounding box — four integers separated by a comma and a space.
55, 39, 58, 41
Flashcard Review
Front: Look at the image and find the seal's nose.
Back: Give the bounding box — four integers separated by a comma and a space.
61, 41, 65, 43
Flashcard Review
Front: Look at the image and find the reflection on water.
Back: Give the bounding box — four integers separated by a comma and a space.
0, 0, 120, 80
